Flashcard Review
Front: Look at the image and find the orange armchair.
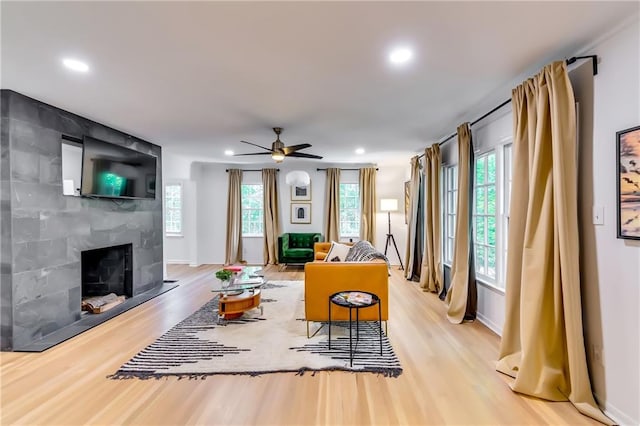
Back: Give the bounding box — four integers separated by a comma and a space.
304, 261, 389, 336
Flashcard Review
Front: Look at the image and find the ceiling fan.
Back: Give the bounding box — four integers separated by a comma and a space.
236, 127, 323, 162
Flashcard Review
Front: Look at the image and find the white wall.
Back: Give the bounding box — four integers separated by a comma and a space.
162, 154, 409, 266
163, 154, 201, 267
61, 141, 82, 196
576, 17, 639, 425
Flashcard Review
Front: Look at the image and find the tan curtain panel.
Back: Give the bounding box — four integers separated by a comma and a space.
359, 167, 377, 244
262, 168, 280, 265
324, 168, 341, 242
445, 123, 477, 323
404, 156, 420, 279
225, 169, 243, 265
419, 145, 442, 293
496, 61, 611, 425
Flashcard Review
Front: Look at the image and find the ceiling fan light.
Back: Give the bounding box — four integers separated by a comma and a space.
285, 170, 311, 186
271, 152, 285, 162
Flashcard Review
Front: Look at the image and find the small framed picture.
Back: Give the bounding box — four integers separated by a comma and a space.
291, 203, 311, 224
291, 182, 311, 201
617, 125, 640, 240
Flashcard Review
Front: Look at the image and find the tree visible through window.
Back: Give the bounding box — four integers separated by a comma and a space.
241, 184, 264, 236
474, 152, 497, 279
339, 183, 360, 237
165, 184, 182, 235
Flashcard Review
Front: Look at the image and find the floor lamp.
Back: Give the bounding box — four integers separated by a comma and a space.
380, 198, 404, 270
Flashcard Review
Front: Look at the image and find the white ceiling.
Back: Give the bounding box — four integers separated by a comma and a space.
2, 1, 638, 166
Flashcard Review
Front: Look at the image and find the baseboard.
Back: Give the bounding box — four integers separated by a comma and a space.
594, 393, 636, 426
167, 260, 191, 265
189, 262, 200, 267
476, 312, 502, 336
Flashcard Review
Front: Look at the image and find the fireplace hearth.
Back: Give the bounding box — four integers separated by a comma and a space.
81, 244, 133, 299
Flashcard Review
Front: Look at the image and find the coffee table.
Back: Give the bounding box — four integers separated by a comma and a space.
212, 266, 266, 320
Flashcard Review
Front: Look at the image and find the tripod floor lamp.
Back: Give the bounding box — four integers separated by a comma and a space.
380, 198, 404, 270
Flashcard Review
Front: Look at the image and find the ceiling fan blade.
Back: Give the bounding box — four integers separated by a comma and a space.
282, 143, 312, 155
240, 140, 273, 152
286, 152, 323, 159
234, 152, 272, 156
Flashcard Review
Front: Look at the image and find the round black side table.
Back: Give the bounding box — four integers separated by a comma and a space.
328, 291, 383, 366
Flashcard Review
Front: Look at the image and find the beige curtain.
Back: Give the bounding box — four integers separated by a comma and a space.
496, 61, 611, 424
262, 168, 279, 265
359, 167, 377, 244
445, 123, 477, 323
225, 169, 243, 265
419, 145, 442, 293
404, 156, 420, 279
324, 168, 341, 242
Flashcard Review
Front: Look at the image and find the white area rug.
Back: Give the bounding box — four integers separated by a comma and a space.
109, 281, 402, 379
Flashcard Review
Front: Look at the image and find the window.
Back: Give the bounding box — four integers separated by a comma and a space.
443, 166, 458, 264
241, 184, 263, 236
474, 152, 497, 280
501, 144, 513, 283
339, 183, 360, 237
165, 183, 182, 235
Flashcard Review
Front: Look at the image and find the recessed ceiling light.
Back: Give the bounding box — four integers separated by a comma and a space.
62, 58, 89, 73
224, 149, 234, 156
388, 47, 413, 65
355, 148, 365, 155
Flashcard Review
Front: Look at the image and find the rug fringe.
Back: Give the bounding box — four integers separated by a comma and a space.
107, 366, 402, 380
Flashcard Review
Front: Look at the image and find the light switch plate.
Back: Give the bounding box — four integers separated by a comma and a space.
593, 206, 604, 225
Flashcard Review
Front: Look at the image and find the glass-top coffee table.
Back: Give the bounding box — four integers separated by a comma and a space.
212, 266, 266, 320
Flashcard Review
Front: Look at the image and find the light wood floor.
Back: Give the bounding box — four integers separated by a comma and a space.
1, 265, 597, 425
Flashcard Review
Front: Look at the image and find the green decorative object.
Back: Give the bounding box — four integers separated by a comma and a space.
215, 269, 233, 281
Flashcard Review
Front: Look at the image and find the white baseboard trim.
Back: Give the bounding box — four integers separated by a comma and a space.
594, 393, 636, 426
189, 262, 200, 267
476, 312, 502, 336
167, 260, 191, 265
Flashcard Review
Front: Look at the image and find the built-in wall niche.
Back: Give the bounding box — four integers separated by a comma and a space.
61, 140, 82, 196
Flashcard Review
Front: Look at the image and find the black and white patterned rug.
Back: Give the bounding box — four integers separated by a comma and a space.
109, 281, 402, 379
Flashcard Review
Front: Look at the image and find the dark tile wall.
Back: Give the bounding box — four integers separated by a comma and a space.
0, 90, 163, 350
1, 97, 14, 350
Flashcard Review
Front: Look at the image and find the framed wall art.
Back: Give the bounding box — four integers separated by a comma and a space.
291, 203, 311, 224
616, 125, 640, 240
291, 182, 311, 201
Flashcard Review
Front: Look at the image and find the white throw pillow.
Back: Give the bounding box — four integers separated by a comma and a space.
324, 241, 351, 262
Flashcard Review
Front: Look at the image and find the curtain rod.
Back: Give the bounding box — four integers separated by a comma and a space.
225, 168, 280, 172
417, 55, 598, 159
316, 167, 379, 171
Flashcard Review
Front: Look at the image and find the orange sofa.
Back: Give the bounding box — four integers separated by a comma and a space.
304, 260, 389, 336
312, 241, 354, 261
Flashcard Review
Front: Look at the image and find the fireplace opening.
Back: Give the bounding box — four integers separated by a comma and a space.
81, 244, 133, 312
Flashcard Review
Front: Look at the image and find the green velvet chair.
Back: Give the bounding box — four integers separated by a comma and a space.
278, 233, 323, 267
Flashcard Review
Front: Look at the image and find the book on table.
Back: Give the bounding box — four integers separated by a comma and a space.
346, 292, 372, 305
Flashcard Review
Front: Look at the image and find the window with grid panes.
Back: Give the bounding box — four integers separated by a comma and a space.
474, 152, 497, 280
443, 166, 458, 264
165, 184, 182, 235
339, 183, 360, 237
241, 184, 263, 236
501, 144, 513, 285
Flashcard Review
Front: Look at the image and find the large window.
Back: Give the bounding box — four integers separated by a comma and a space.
501, 144, 513, 284
443, 166, 458, 264
241, 184, 263, 236
165, 183, 182, 236
339, 183, 360, 238
474, 152, 497, 280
